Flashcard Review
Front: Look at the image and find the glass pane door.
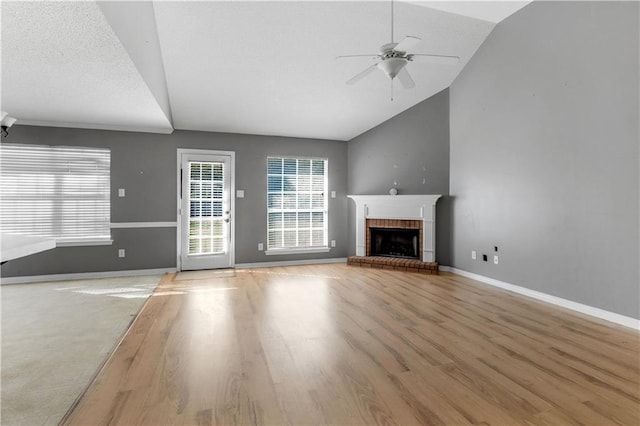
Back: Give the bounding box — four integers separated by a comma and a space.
179, 151, 233, 271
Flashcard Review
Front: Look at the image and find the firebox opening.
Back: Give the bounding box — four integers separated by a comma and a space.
369, 227, 420, 259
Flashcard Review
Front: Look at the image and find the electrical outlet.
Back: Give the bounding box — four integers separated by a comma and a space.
118, 249, 125, 258
258, 243, 263, 251
331, 190, 336, 198
331, 240, 336, 248
482, 254, 488, 262
494, 255, 499, 265
471, 250, 476, 260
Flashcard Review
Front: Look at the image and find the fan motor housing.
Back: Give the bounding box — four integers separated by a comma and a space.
380, 42, 407, 58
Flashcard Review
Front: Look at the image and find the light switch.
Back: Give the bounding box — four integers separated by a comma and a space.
118, 188, 125, 197
331, 190, 336, 198
236, 189, 245, 198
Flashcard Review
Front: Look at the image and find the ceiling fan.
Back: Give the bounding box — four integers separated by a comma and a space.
337, 0, 459, 97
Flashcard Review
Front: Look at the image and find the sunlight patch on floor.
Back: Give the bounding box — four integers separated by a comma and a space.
174, 269, 236, 281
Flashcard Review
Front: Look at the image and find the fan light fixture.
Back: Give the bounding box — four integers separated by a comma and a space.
336, 0, 460, 100
377, 57, 408, 80
1, 112, 17, 138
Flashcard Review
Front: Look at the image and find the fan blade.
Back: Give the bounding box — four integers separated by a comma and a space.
397, 67, 415, 89
394, 36, 421, 53
346, 63, 379, 85
336, 54, 378, 60
408, 54, 459, 65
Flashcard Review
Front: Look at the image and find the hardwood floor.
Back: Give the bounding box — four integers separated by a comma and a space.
63, 264, 640, 425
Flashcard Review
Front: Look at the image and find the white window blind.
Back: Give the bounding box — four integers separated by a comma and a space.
188, 161, 225, 255
267, 157, 327, 251
0, 143, 111, 244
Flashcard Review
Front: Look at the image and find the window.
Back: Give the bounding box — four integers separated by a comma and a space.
187, 161, 225, 255
0, 143, 111, 245
267, 157, 328, 253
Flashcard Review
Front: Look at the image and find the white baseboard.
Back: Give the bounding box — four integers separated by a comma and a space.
236, 257, 347, 269
0, 268, 176, 285
110, 222, 177, 229
446, 267, 640, 330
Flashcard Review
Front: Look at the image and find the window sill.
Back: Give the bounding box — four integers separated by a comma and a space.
265, 247, 330, 256
56, 238, 113, 248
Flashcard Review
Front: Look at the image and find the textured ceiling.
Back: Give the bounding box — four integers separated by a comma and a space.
1, 1, 173, 133
1, 1, 531, 141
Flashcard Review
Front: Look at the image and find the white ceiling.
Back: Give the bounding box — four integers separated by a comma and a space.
409, 1, 532, 23
1, 1, 531, 141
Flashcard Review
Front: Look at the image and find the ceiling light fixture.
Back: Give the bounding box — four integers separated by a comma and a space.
1, 112, 17, 137
337, 0, 459, 101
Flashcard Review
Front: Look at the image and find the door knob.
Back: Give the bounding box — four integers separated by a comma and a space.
224, 218, 230, 223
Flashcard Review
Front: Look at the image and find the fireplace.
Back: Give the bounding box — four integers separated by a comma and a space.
349, 195, 440, 262
366, 218, 423, 260
370, 228, 420, 259
347, 195, 441, 274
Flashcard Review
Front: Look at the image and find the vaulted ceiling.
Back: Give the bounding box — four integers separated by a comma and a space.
1, 1, 531, 141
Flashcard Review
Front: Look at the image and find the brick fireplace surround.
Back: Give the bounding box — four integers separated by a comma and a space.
347, 195, 441, 275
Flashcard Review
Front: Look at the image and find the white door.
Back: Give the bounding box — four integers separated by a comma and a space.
178, 150, 234, 270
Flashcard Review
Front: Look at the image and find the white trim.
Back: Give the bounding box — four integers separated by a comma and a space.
446, 267, 640, 330
110, 222, 177, 229
0, 268, 176, 285
18, 119, 174, 135
177, 152, 182, 271
236, 257, 347, 269
55, 239, 113, 247
265, 247, 330, 256
267, 154, 329, 161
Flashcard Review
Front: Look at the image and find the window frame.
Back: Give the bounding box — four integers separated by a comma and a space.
265, 156, 329, 255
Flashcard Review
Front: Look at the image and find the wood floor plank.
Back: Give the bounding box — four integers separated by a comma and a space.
64, 264, 640, 425
389, 370, 474, 426
583, 396, 640, 425
491, 335, 640, 415
393, 368, 523, 425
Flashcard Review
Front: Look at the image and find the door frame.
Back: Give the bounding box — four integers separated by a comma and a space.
176, 148, 235, 271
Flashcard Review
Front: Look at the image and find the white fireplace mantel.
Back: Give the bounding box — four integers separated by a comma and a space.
348, 194, 441, 262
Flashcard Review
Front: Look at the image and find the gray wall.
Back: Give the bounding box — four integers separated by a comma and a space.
1, 126, 348, 277
347, 89, 451, 265
449, 1, 639, 318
